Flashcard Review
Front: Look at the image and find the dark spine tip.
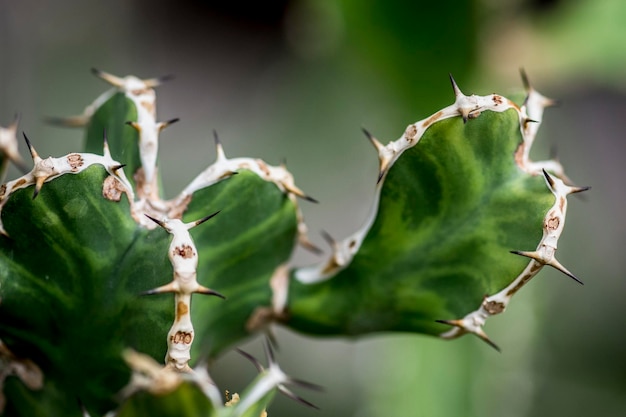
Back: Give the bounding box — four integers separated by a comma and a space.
319, 229, 335, 246
377, 170, 386, 184
303, 195, 319, 204
202, 289, 226, 299
22, 132, 33, 151
144, 214, 165, 228
236, 348, 264, 373
279, 387, 320, 410
262, 336, 276, 365
448, 73, 456, 87
541, 169, 556, 188
158, 74, 175, 84
519, 68, 530, 90
562, 270, 584, 286
195, 210, 221, 227
482, 337, 501, 353
212, 129, 221, 145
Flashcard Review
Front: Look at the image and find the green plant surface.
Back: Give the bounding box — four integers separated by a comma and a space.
287, 109, 553, 337
0, 72, 585, 416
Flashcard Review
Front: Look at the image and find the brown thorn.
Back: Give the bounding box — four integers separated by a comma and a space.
476, 329, 501, 352
283, 182, 318, 203
102, 128, 109, 147
288, 376, 324, 392
236, 348, 264, 373
212, 129, 227, 160
195, 285, 226, 299
159, 118, 180, 131
278, 386, 320, 410
362, 127, 383, 151
44, 115, 90, 127
144, 74, 175, 88
319, 229, 335, 247
190, 210, 221, 228
377, 169, 386, 184
265, 329, 280, 353
435, 319, 460, 327
111, 164, 127, 173
22, 132, 38, 160
144, 214, 166, 229
125, 121, 140, 131
541, 169, 556, 189
91, 68, 123, 87
33, 177, 46, 200
449, 73, 463, 97
301, 193, 319, 204
262, 336, 275, 366
299, 236, 323, 255
141, 282, 177, 295
547, 258, 584, 285
569, 185, 591, 195
520, 68, 531, 92
11, 113, 21, 128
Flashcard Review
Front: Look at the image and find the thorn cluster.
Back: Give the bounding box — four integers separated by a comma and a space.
173, 131, 317, 250
233, 338, 322, 416
437, 170, 589, 349
0, 133, 134, 236
143, 213, 224, 372
293, 72, 587, 351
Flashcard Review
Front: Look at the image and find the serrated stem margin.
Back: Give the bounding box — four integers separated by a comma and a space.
292, 73, 586, 348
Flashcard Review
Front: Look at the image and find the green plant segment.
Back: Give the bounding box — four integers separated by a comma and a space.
0, 70, 586, 416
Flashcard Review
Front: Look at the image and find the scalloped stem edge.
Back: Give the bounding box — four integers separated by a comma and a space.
286, 72, 585, 349
294, 72, 562, 285
438, 170, 589, 348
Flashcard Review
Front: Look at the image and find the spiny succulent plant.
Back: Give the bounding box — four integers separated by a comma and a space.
0, 68, 587, 416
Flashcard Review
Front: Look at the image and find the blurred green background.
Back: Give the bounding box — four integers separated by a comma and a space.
1, 0, 625, 416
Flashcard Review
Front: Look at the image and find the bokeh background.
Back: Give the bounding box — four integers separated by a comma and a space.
1, 0, 625, 416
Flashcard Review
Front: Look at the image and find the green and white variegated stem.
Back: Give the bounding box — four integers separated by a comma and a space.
86, 69, 170, 213
0, 134, 133, 236
295, 74, 539, 285
51, 69, 172, 202
438, 169, 589, 348
172, 133, 317, 251
283, 73, 589, 349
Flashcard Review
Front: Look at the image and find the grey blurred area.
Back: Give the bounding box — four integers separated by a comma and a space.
1, 0, 625, 416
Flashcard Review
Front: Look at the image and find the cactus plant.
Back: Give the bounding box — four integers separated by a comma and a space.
0, 69, 587, 416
